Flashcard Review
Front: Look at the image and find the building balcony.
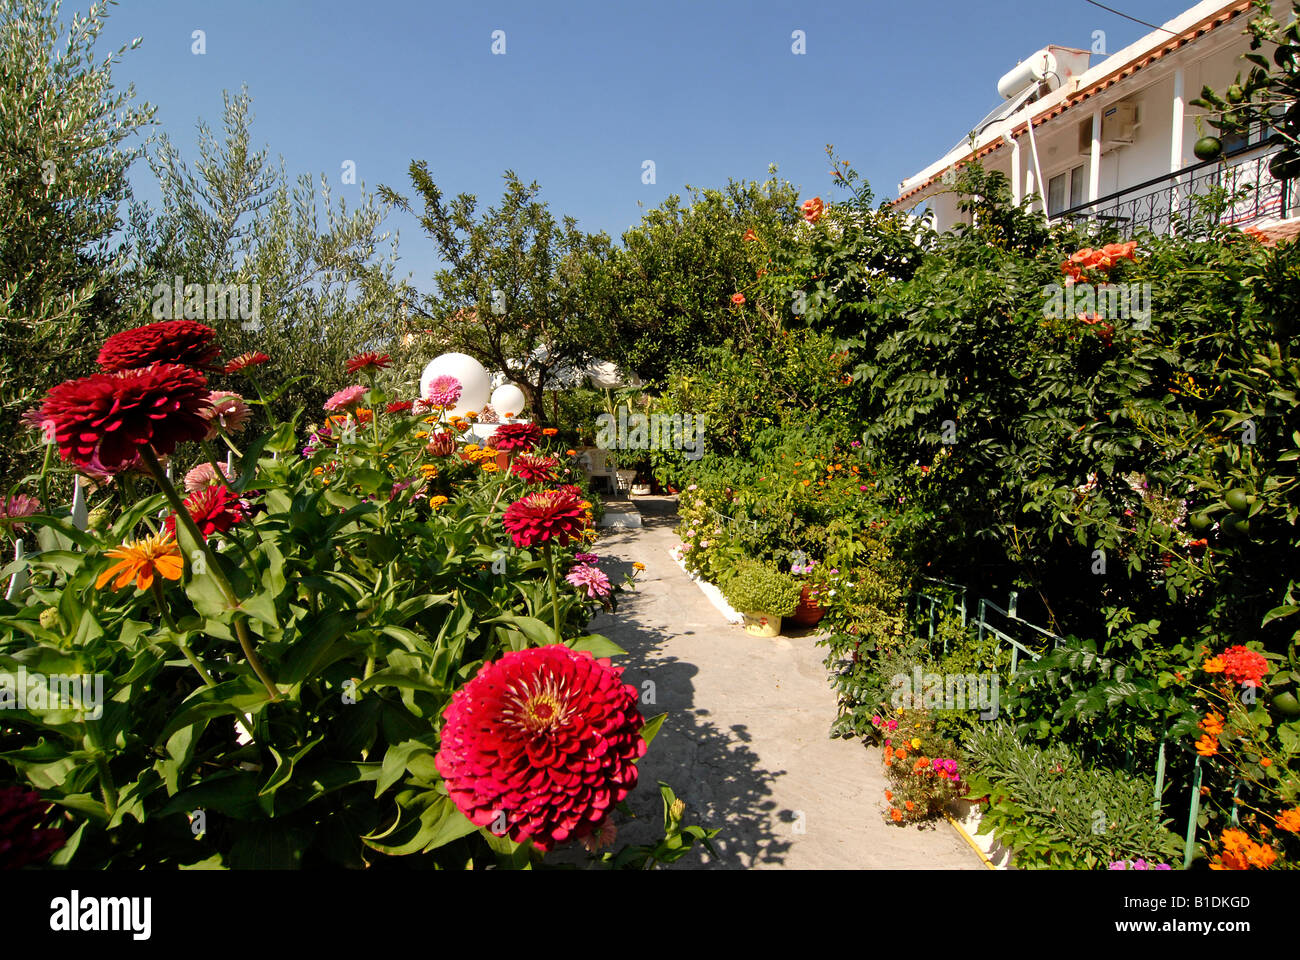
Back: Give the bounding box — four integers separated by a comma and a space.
1056, 142, 1293, 238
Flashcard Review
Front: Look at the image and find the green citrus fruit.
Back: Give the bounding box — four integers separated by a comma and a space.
1194, 136, 1223, 161
1225, 489, 1252, 513
1189, 512, 1214, 533
1269, 152, 1300, 181
1272, 691, 1300, 717
1221, 515, 1251, 538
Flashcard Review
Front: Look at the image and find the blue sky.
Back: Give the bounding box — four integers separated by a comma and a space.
99, 0, 1201, 289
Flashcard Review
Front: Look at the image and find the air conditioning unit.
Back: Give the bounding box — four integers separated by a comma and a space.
1078, 101, 1140, 153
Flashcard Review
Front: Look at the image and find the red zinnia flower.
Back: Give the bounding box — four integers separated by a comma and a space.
386, 400, 414, 414
40, 364, 211, 473
502, 488, 588, 548
492, 421, 543, 453
224, 351, 270, 374
509, 453, 559, 484
435, 645, 647, 852
346, 352, 392, 375
0, 786, 66, 869
165, 483, 244, 538
97, 320, 220, 372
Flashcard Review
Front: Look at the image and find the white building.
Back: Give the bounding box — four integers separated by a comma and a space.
893, 0, 1298, 241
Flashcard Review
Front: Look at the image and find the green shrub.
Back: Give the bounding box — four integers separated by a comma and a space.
962, 722, 1183, 870
721, 560, 800, 617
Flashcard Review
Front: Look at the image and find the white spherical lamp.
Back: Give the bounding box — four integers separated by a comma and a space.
490, 383, 527, 419
420, 353, 491, 418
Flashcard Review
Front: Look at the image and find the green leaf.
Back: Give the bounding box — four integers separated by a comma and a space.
567, 633, 627, 657
640, 712, 667, 750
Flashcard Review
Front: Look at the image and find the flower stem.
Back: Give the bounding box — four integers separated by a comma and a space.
201, 440, 235, 491
152, 578, 217, 688
544, 542, 563, 643
140, 447, 279, 702
37, 438, 55, 515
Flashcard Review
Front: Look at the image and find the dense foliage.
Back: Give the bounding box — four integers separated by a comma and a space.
647, 150, 1300, 868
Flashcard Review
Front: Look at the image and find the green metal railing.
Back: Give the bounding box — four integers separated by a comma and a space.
910, 577, 1204, 868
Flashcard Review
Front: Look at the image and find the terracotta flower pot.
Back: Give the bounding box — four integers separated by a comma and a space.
788, 583, 826, 628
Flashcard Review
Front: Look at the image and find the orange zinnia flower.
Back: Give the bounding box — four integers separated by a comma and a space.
1276, 809, 1300, 832
905, 801, 915, 811
895, 749, 908, 762
565, 448, 577, 456
542, 427, 558, 437
890, 808, 903, 822
1203, 656, 1226, 674
884, 790, 893, 802
95, 531, 184, 591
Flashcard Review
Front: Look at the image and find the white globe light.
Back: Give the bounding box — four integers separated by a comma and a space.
419, 353, 491, 418
490, 383, 527, 419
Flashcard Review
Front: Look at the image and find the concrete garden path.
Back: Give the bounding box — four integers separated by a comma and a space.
587, 496, 983, 870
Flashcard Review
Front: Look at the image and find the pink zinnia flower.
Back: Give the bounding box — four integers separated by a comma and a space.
425, 375, 462, 408
324, 384, 367, 413
434, 645, 647, 852
566, 563, 612, 599
202, 390, 251, 438
183, 461, 232, 493
574, 552, 599, 564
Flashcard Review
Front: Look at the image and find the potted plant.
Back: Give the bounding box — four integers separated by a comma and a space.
721, 560, 801, 637
788, 555, 827, 628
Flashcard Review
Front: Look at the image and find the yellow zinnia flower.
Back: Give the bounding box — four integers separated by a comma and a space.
95, 531, 184, 591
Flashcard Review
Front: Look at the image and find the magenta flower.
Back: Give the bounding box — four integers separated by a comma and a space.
0, 494, 41, 534
574, 553, 599, 564
425, 375, 462, 408
324, 384, 367, 413
566, 563, 612, 599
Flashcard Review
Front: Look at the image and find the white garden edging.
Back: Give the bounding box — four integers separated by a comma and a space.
945, 797, 1014, 869
666, 547, 744, 624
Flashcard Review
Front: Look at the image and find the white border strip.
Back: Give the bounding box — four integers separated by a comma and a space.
666, 548, 744, 624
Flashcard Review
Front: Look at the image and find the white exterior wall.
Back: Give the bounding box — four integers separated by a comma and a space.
904, 4, 1280, 231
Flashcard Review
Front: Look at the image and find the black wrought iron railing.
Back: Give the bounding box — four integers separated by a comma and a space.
1055, 144, 1292, 238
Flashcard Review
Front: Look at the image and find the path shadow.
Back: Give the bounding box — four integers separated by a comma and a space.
571, 501, 793, 869
625, 494, 679, 531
